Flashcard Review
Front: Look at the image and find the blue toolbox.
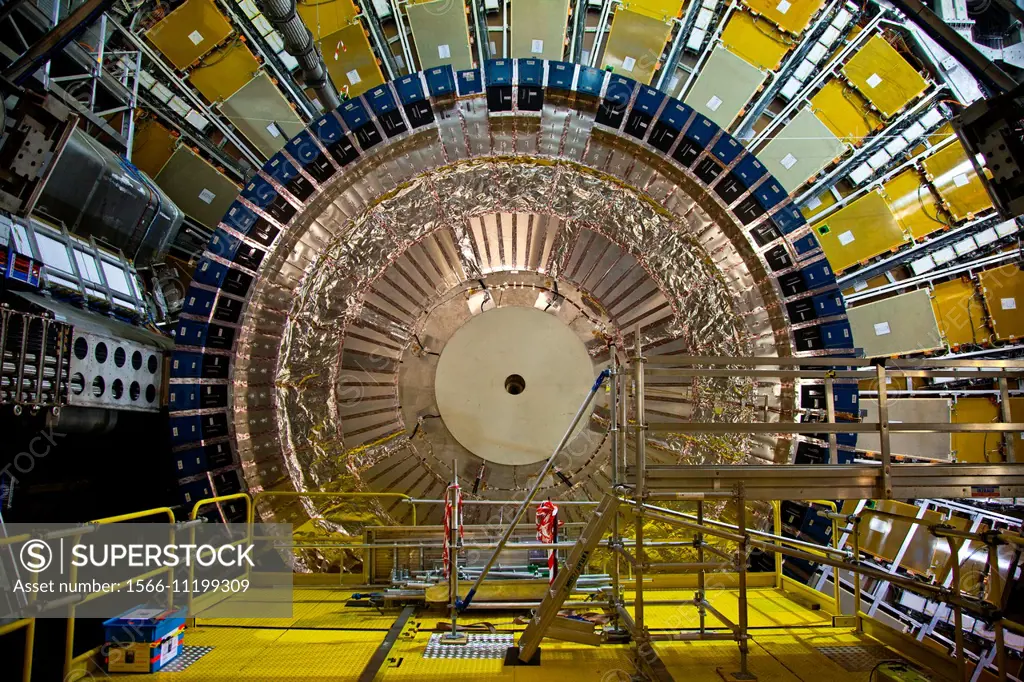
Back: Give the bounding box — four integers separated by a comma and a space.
104, 606, 187, 673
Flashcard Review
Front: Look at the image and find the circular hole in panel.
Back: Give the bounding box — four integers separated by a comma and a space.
148, 355, 158, 374
111, 379, 124, 400
94, 342, 108, 364
130, 381, 141, 401
71, 373, 85, 395
73, 337, 88, 360
146, 384, 156, 403
114, 347, 126, 367
132, 350, 143, 370
504, 374, 526, 395
92, 376, 105, 397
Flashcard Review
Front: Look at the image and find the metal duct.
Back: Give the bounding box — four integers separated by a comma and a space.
255, 0, 341, 110
35, 129, 185, 267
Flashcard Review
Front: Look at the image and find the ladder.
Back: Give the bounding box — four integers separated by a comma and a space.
514, 493, 620, 663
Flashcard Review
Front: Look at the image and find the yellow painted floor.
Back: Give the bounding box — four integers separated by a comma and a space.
112, 588, 918, 681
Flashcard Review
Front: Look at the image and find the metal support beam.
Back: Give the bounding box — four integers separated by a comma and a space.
4, 0, 115, 84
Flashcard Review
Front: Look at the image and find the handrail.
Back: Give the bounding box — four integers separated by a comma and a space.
191, 492, 252, 522
0, 617, 34, 682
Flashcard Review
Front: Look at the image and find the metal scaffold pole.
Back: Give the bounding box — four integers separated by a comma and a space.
609, 346, 622, 626
633, 330, 646, 636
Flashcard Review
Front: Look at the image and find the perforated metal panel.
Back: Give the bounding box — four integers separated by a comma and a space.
220, 72, 305, 158
511, 0, 571, 60
684, 46, 765, 129
408, 0, 475, 72
759, 108, 845, 192
145, 0, 233, 70
847, 289, 944, 357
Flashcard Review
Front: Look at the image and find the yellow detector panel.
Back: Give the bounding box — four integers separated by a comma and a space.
801, 190, 837, 221
882, 167, 946, 240
621, 0, 684, 21
810, 190, 908, 274
130, 119, 178, 178
741, 0, 823, 34
321, 22, 385, 98
978, 263, 1024, 342
931, 278, 990, 348
297, 0, 359, 40
810, 80, 882, 144
921, 140, 993, 222
952, 397, 1001, 462
602, 8, 673, 84
841, 34, 928, 119
188, 40, 261, 103
145, 0, 233, 71
721, 9, 794, 71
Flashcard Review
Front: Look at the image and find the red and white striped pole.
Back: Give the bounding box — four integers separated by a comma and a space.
536, 500, 561, 584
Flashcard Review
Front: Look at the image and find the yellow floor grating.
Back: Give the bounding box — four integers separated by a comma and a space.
117, 588, 917, 680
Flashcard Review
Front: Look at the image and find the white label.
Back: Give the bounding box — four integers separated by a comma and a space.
188, 30, 204, 46
622, 56, 636, 72
489, 42, 496, 56
853, 280, 869, 292
953, 173, 970, 187
266, 122, 280, 138
531, 39, 544, 54
806, 196, 823, 210
706, 95, 723, 111
874, 321, 891, 336
838, 230, 855, 245
198, 188, 216, 204
866, 73, 883, 88
776, 0, 791, 13
160, 635, 177, 665
1002, 297, 1017, 310
438, 44, 451, 59
780, 153, 798, 170
347, 69, 361, 85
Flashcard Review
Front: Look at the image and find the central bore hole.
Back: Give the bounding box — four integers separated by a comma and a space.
504, 374, 526, 395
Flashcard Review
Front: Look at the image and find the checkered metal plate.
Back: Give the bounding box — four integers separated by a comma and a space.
423, 633, 514, 659
162, 645, 215, 672
814, 645, 904, 672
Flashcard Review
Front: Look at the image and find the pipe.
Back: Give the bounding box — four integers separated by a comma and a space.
255, 0, 340, 110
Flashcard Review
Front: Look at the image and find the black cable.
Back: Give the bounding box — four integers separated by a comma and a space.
412, 333, 439, 356
868, 659, 909, 681
408, 414, 441, 439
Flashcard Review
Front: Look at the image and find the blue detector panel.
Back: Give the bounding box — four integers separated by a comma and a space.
394, 74, 425, 104
517, 59, 543, 86
683, 113, 717, 147
485, 59, 513, 86
456, 68, 483, 95
576, 66, 604, 97
712, 135, 742, 165
633, 86, 665, 116
222, 202, 257, 234
241, 174, 279, 209
657, 99, 693, 131
605, 74, 636, 106
285, 130, 321, 165
181, 288, 216, 318
312, 111, 346, 145
170, 351, 203, 378
169, 385, 200, 412
174, 447, 207, 477
191, 257, 227, 288
207, 229, 241, 261
425, 65, 456, 96
821, 320, 853, 349
734, 154, 767, 188
802, 258, 836, 289
813, 290, 845, 317
547, 61, 575, 90
174, 319, 208, 348
366, 84, 398, 115
169, 415, 202, 445
771, 202, 805, 234
339, 97, 372, 130
753, 175, 787, 211
792, 232, 819, 255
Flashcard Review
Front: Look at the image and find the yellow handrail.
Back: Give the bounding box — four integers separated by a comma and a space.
190, 492, 252, 521
0, 618, 34, 682
808, 499, 841, 617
